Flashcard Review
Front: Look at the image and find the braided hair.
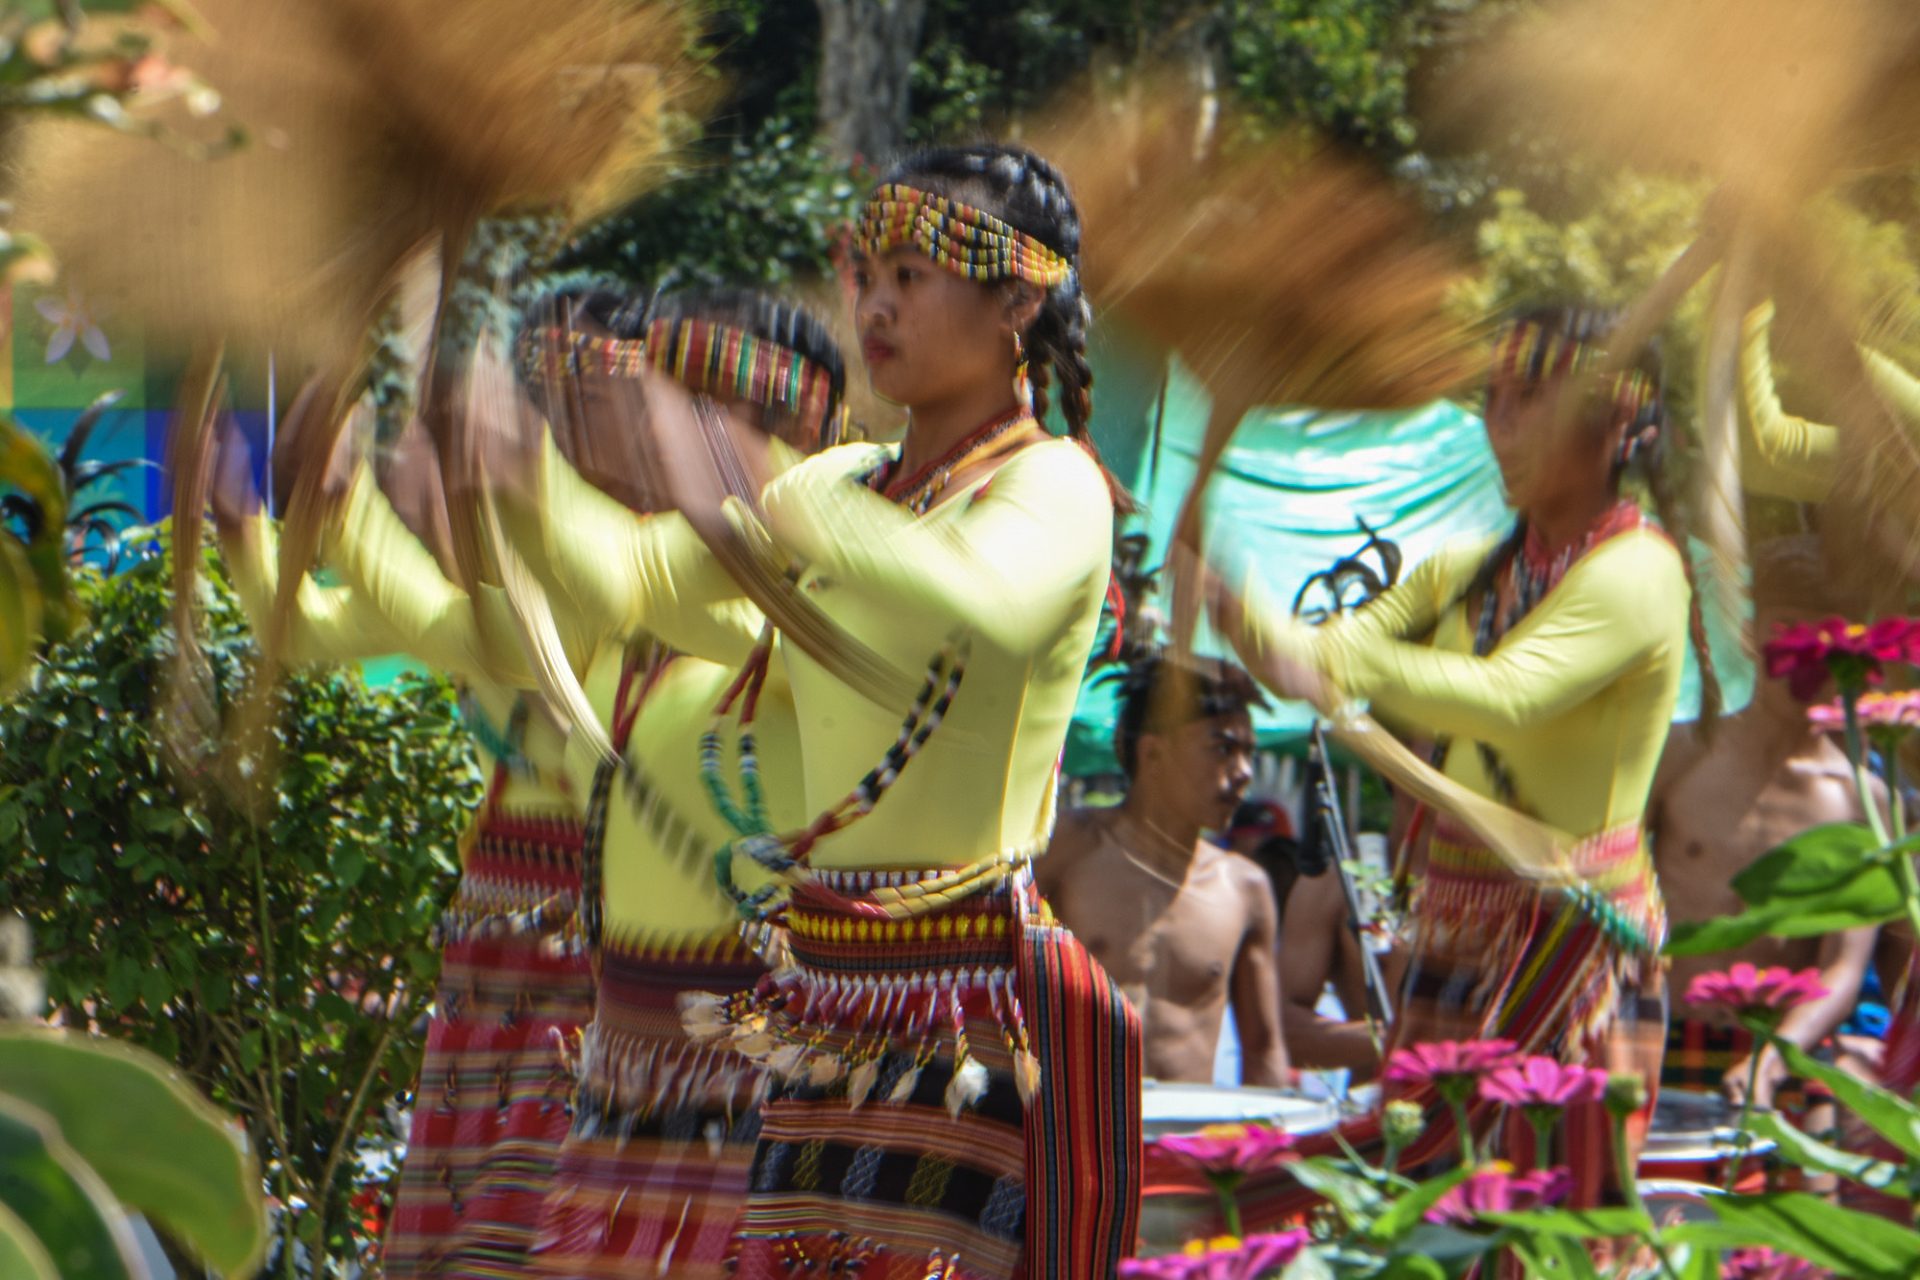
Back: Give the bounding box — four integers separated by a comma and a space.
1464, 303, 1723, 730
880, 143, 1132, 511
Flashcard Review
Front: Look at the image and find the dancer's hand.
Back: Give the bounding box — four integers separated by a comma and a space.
1722, 1046, 1787, 1111
1187, 545, 1331, 708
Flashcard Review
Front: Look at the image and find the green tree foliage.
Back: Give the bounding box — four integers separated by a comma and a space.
0, 529, 481, 1275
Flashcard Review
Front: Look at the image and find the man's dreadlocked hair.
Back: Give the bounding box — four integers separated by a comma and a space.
1108, 650, 1269, 779
1466, 302, 1722, 730
879, 143, 1132, 512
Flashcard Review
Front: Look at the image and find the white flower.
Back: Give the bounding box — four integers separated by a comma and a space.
36, 286, 109, 364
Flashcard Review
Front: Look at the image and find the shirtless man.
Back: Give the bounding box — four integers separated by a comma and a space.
1040, 653, 1289, 1086
1650, 536, 1880, 1110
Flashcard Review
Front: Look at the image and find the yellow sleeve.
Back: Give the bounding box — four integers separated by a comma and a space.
1226, 537, 1489, 690
1739, 302, 1839, 502
759, 440, 1112, 654
523, 431, 755, 662
220, 512, 406, 665
1340, 529, 1686, 743
324, 463, 535, 686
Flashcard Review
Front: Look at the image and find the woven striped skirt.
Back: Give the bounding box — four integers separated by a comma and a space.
384, 808, 593, 1280
527, 932, 768, 1279
692, 866, 1141, 1280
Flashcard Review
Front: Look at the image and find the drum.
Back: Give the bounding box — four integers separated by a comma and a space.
1639, 1088, 1776, 1191
1141, 1080, 1343, 1139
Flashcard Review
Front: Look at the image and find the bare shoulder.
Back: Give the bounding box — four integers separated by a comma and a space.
1038, 807, 1113, 883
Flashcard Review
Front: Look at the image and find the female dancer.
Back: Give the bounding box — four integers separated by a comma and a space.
212, 285, 849, 1279
1214, 306, 1712, 1210
511, 145, 1140, 1279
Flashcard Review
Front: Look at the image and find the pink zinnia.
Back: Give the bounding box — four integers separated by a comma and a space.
1807, 688, 1920, 732
1426, 1165, 1572, 1226
1153, 1123, 1296, 1177
1478, 1056, 1610, 1111
1685, 963, 1828, 1025
1383, 1039, 1522, 1088
1119, 1231, 1313, 1280
1765, 617, 1920, 701
1722, 1246, 1829, 1280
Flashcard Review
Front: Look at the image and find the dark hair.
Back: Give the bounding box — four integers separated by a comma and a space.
1469, 302, 1722, 730
1751, 533, 1847, 616
1110, 651, 1268, 778
651, 286, 849, 437
880, 143, 1130, 510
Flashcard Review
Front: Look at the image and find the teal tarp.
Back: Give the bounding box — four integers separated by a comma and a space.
1065, 351, 1754, 777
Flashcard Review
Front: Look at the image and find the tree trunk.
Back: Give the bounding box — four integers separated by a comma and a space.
814, 0, 930, 167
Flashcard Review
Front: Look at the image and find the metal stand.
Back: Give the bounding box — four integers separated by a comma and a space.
1307, 723, 1393, 1043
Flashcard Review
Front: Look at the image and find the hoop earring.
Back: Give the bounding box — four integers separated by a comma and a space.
1012, 330, 1032, 413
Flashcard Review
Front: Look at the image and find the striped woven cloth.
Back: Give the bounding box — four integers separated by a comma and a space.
383, 806, 592, 1280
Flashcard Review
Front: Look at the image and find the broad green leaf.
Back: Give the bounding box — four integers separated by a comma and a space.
1673, 1191, 1920, 1279
0, 1031, 267, 1276
0, 1097, 140, 1280
1480, 1206, 1653, 1239
0, 1201, 59, 1280
1666, 858, 1903, 955
1368, 1165, 1473, 1242
1378, 1254, 1449, 1280
1747, 1111, 1904, 1189
1731, 823, 1881, 900
1774, 1040, 1920, 1160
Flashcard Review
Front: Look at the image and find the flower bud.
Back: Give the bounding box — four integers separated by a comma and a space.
1383, 1098, 1427, 1148
1603, 1072, 1648, 1118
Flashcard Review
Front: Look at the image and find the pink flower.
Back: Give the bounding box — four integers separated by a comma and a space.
1765, 617, 1920, 701
1382, 1039, 1522, 1088
1807, 688, 1920, 732
1722, 1247, 1829, 1280
1119, 1231, 1312, 1280
1478, 1056, 1610, 1111
1684, 963, 1828, 1026
1425, 1164, 1573, 1226
1153, 1123, 1296, 1177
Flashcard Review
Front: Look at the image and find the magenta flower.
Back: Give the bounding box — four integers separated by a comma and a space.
1765, 617, 1920, 701
1425, 1165, 1573, 1227
1118, 1231, 1312, 1280
1807, 688, 1920, 733
1153, 1124, 1296, 1177
1383, 1039, 1522, 1089
1685, 963, 1827, 1031
1722, 1247, 1829, 1280
1479, 1056, 1609, 1111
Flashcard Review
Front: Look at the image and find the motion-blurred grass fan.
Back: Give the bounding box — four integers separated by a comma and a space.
1434, 0, 1920, 613
15, 0, 699, 369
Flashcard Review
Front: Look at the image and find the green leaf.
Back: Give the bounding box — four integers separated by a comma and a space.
1731, 823, 1882, 900
1281, 1157, 1389, 1226
1368, 1166, 1473, 1242
1746, 1111, 1903, 1189
1676, 1191, 1920, 1280
0, 1031, 266, 1276
1479, 1206, 1653, 1239
1666, 858, 1903, 954
1377, 1254, 1449, 1280
0, 1200, 60, 1280
0, 1097, 139, 1280
1774, 1040, 1920, 1160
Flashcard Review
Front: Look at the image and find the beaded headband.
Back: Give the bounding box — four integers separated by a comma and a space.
1492, 319, 1656, 428
513, 322, 846, 445
856, 183, 1073, 286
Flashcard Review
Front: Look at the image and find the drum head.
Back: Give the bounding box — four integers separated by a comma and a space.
1141, 1081, 1340, 1138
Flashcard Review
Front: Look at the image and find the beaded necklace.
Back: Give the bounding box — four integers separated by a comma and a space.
861, 406, 1036, 515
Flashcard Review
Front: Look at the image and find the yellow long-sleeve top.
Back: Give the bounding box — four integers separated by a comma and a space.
222, 470, 578, 819
1740, 300, 1920, 503
526, 434, 1115, 871
569, 654, 803, 946
1237, 526, 1688, 840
